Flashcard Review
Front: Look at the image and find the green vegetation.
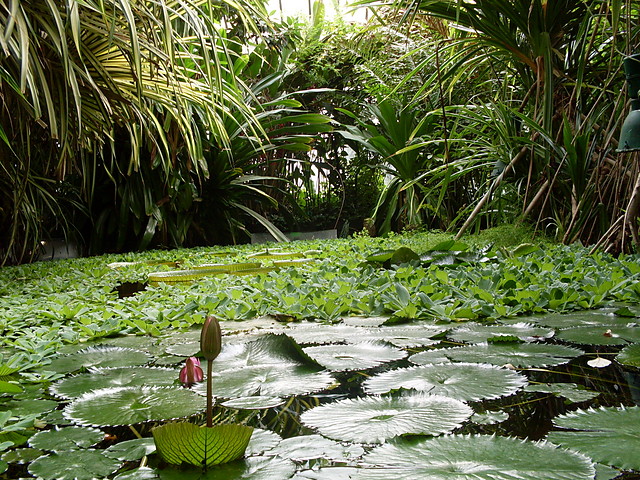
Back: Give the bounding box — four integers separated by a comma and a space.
0, 232, 639, 477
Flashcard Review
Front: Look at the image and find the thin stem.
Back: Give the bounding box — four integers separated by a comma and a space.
206, 359, 213, 428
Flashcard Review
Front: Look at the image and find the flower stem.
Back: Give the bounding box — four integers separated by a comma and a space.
206, 359, 213, 428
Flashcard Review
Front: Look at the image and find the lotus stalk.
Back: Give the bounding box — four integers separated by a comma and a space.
200, 316, 222, 427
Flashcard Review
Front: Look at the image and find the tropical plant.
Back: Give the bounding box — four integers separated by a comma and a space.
0, 0, 270, 264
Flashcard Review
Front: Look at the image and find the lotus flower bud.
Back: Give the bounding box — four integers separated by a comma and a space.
200, 316, 222, 361
179, 357, 204, 386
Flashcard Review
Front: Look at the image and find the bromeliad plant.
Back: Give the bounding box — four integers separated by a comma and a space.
152, 316, 253, 469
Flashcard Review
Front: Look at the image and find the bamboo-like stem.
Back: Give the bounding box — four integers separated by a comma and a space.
206, 359, 213, 428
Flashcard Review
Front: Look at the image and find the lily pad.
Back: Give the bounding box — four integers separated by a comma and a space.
449, 323, 554, 344
303, 342, 406, 371
267, 434, 364, 462
616, 343, 640, 367
357, 434, 594, 480
1, 448, 44, 465
300, 393, 472, 443
524, 383, 600, 403
471, 411, 509, 425
104, 438, 157, 461
409, 343, 584, 368
28, 450, 121, 480
556, 325, 640, 345
355, 325, 446, 348
28, 426, 104, 452
152, 422, 253, 467
63, 386, 206, 426
51, 367, 179, 399
221, 396, 285, 410
157, 456, 296, 480
45, 347, 152, 374
0, 399, 59, 417
283, 324, 364, 345
245, 429, 282, 457
364, 363, 527, 401
548, 406, 640, 470
524, 310, 630, 329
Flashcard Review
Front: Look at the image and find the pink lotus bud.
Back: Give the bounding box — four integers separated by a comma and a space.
200, 316, 222, 361
179, 357, 204, 386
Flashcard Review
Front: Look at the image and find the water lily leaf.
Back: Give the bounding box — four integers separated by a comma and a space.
292, 467, 361, 479
63, 386, 206, 426
28, 450, 121, 480
594, 463, 621, 480
616, 343, 640, 367
449, 323, 554, 344
409, 343, 584, 368
194, 364, 335, 398
152, 422, 253, 467
28, 427, 104, 452
0, 399, 58, 417
221, 396, 285, 410
471, 411, 509, 425
548, 406, 640, 470
364, 363, 527, 401
355, 325, 446, 348
245, 429, 282, 456
342, 316, 388, 327
1, 447, 44, 464
46, 347, 152, 374
104, 438, 156, 461
556, 325, 640, 345
303, 342, 406, 371
284, 324, 364, 345
524, 383, 600, 403
115, 466, 159, 480
358, 434, 594, 480
51, 367, 179, 399
157, 456, 296, 480
268, 434, 364, 462
524, 310, 631, 329
300, 393, 472, 443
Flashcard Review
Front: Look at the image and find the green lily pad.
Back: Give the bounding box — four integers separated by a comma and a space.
524, 310, 631, 329
1, 447, 44, 464
292, 467, 361, 479
28, 427, 104, 452
342, 316, 388, 327
115, 466, 159, 480
0, 381, 22, 394
221, 396, 285, 410
364, 363, 527, 401
303, 342, 406, 371
245, 429, 282, 457
28, 450, 121, 480
153, 422, 253, 467
471, 411, 509, 425
0, 399, 59, 417
409, 343, 584, 368
355, 325, 446, 348
267, 434, 364, 462
283, 324, 364, 345
300, 393, 472, 443
45, 347, 152, 374
548, 406, 640, 470
63, 386, 206, 426
556, 325, 640, 345
616, 343, 640, 367
104, 438, 156, 461
525, 383, 600, 403
195, 364, 335, 398
51, 367, 179, 399
357, 434, 594, 480
157, 456, 296, 480
449, 322, 554, 344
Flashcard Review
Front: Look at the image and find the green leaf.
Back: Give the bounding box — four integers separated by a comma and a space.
220, 396, 285, 410
449, 322, 554, 344
29, 427, 104, 452
157, 456, 295, 480
104, 438, 156, 461
549, 406, 640, 470
152, 422, 253, 467
410, 343, 584, 368
511, 244, 540, 256
300, 392, 472, 443
0, 381, 22, 394
267, 434, 363, 462
1, 448, 44, 465
471, 411, 509, 425
556, 325, 640, 345
28, 450, 121, 480
358, 435, 595, 480
63, 386, 206, 427
51, 367, 179, 399
616, 343, 640, 367
364, 363, 527, 401
303, 342, 406, 371
46, 347, 152, 374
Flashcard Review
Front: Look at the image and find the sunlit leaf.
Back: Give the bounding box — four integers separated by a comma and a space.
556, 325, 640, 345
357, 435, 595, 480
616, 343, 640, 367
449, 322, 554, 344
524, 383, 600, 403
303, 342, 406, 371
28, 450, 121, 480
300, 393, 472, 443
104, 438, 156, 461
548, 406, 640, 470
45, 347, 152, 374
364, 363, 527, 401
266, 434, 364, 462
28, 427, 104, 452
